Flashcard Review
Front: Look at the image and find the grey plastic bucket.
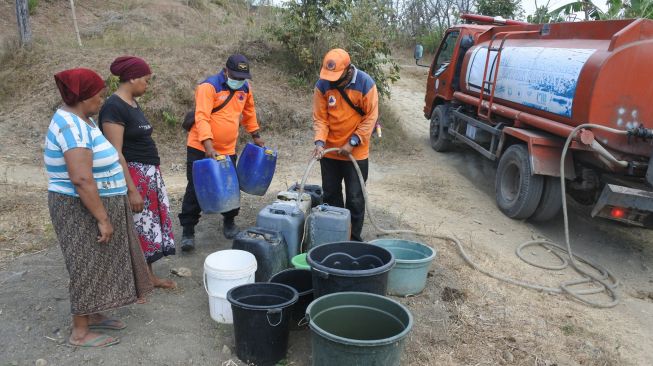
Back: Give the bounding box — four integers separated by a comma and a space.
306, 291, 413, 366
370, 239, 436, 296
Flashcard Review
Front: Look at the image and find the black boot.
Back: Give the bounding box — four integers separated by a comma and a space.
181, 226, 195, 252
222, 217, 239, 240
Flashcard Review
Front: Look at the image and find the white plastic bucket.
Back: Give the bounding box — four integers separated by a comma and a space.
204, 250, 257, 323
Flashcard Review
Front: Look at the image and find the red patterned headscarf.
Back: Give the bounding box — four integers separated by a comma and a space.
54, 68, 105, 106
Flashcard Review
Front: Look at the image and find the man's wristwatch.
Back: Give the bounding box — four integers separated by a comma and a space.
349, 136, 360, 147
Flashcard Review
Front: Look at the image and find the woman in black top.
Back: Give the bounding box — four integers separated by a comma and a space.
99, 56, 176, 289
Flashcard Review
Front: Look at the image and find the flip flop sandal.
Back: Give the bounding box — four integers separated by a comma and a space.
70, 334, 120, 348
88, 318, 127, 330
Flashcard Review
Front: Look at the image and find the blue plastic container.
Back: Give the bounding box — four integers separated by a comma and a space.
193, 157, 240, 214
237, 143, 277, 196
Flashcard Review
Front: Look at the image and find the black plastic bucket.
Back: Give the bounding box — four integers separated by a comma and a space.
307, 241, 395, 298
269, 269, 314, 330
227, 283, 298, 366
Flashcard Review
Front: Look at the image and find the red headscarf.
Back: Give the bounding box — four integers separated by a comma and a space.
54, 68, 105, 106
110, 56, 152, 82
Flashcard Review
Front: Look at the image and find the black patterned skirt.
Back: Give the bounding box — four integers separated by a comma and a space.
48, 192, 153, 315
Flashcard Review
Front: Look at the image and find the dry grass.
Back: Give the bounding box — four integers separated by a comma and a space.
0, 0, 308, 165
0, 184, 52, 264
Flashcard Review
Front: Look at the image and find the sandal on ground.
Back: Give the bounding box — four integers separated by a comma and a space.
88, 318, 127, 330
69, 334, 120, 348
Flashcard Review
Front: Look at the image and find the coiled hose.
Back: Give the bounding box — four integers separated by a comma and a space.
296, 124, 627, 308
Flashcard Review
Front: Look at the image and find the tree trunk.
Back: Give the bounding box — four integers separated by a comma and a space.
15, 0, 32, 46
69, 0, 83, 47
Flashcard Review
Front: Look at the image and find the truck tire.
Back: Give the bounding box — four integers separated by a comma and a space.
530, 176, 562, 222
495, 144, 544, 220
430, 105, 451, 152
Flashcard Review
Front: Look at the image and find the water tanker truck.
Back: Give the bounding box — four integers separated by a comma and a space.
415, 14, 653, 227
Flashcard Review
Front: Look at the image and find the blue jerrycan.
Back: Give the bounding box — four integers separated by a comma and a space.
193, 156, 240, 214
236, 143, 277, 196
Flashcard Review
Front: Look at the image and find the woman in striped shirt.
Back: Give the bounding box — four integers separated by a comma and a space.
45, 68, 152, 348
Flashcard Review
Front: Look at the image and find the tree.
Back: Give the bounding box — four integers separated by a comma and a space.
271, 0, 399, 98
624, 0, 653, 18
15, 0, 32, 46
476, 0, 524, 19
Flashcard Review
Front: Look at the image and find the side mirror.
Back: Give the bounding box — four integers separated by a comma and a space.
414, 44, 424, 61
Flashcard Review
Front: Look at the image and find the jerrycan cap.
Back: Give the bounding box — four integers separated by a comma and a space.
214, 155, 226, 161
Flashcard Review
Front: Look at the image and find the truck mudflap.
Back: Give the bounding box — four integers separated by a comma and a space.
591, 184, 653, 227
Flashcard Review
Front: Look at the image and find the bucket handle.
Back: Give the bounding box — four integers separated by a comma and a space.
266, 308, 283, 327
203, 272, 218, 297
203, 273, 210, 295
297, 315, 309, 327
312, 267, 329, 279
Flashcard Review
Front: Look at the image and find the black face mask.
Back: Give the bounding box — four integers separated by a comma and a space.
330, 66, 351, 87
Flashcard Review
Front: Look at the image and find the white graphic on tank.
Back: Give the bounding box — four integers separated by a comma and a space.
466, 47, 596, 118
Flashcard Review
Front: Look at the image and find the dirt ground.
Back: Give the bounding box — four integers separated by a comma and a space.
2, 64, 653, 366
2, 1, 653, 364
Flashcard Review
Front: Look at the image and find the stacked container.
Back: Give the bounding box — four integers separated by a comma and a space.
305, 205, 351, 250
232, 227, 288, 282
289, 183, 323, 208
275, 190, 312, 218
256, 202, 305, 261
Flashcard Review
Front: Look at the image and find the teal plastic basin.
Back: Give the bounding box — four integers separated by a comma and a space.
369, 239, 436, 296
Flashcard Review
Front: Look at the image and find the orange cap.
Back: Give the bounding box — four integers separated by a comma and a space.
320, 49, 351, 82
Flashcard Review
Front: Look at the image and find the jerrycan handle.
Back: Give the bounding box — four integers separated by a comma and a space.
246, 227, 274, 241
270, 208, 287, 215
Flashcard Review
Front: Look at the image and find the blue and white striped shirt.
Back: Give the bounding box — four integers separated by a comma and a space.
44, 109, 127, 197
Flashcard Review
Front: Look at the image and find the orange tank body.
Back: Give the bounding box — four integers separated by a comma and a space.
457, 19, 653, 160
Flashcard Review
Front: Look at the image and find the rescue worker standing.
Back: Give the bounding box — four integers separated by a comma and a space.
179, 54, 264, 250
312, 49, 379, 241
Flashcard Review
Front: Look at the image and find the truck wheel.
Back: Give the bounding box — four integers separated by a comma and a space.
430, 105, 451, 152
495, 144, 544, 219
530, 176, 562, 222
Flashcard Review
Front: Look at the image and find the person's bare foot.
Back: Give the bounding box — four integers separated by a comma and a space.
147, 264, 177, 289
151, 276, 177, 289
87, 313, 126, 330
136, 297, 148, 304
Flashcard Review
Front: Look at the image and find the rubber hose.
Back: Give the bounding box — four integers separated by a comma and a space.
296, 133, 622, 308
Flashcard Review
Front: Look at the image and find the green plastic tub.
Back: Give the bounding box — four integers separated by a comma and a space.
306, 291, 413, 366
369, 239, 435, 296
291, 253, 310, 270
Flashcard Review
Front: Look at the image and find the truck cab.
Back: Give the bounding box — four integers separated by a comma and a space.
422, 25, 490, 120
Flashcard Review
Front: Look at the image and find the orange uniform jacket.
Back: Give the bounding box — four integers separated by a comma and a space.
187, 71, 259, 155
313, 67, 379, 161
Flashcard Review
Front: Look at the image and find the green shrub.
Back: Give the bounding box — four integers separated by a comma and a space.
28, 0, 38, 15
270, 0, 400, 99
105, 75, 120, 96
417, 28, 446, 54
162, 110, 178, 128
